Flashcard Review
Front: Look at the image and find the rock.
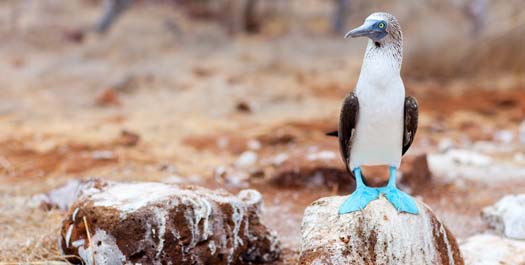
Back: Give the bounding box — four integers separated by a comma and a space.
235, 151, 258, 168
520, 119, 525, 145
306, 150, 337, 161
400, 153, 432, 194
427, 149, 525, 183
59, 180, 280, 265
115, 130, 140, 147
235, 101, 252, 113
482, 194, 525, 240
246, 139, 261, 150
95, 88, 121, 106
213, 166, 250, 188
300, 196, 463, 265
63, 28, 85, 43
460, 234, 525, 265
268, 147, 351, 192
34, 179, 88, 211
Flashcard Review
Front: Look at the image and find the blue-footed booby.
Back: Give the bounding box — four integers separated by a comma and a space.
332, 12, 419, 215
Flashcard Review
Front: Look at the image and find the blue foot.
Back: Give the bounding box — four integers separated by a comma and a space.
339, 167, 379, 214
379, 166, 419, 214
380, 186, 419, 214
338, 186, 380, 214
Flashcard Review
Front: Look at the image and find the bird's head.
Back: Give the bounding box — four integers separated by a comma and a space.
345, 12, 402, 49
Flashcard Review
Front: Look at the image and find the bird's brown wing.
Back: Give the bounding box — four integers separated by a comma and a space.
338, 92, 359, 175
402, 96, 419, 155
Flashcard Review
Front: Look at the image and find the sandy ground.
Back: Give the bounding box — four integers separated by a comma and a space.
1, 1, 525, 263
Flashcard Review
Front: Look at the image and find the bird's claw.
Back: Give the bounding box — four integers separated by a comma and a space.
379, 186, 419, 214
338, 186, 380, 214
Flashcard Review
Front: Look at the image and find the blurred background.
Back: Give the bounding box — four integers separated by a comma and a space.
1, 0, 525, 263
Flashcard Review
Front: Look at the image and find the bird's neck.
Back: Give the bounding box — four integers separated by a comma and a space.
356, 40, 403, 90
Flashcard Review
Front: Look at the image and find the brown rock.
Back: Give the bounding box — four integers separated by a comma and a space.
235, 101, 252, 113
269, 149, 352, 193
59, 180, 280, 264
63, 28, 85, 43
115, 130, 140, 147
95, 88, 120, 106
271, 164, 351, 192
400, 153, 432, 193
300, 196, 463, 265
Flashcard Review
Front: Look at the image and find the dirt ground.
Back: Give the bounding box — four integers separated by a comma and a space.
1, 1, 525, 264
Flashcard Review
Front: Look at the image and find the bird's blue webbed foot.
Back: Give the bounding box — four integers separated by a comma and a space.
379, 166, 419, 214
338, 186, 379, 214
339, 168, 379, 214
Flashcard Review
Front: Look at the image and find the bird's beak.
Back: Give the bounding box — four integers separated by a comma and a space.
344, 20, 377, 39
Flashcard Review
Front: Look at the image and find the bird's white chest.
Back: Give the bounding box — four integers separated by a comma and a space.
349, 77, 405, 168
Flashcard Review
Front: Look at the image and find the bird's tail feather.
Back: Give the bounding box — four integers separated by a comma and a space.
326, 130, 338, 137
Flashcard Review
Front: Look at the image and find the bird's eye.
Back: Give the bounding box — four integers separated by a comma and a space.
378, 22, 385, 29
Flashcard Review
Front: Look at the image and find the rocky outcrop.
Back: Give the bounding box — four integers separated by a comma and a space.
400, 153, 432, 194
300, 196, 463, 265
59, 180, 280, 265
482, 194, 525, 239
460, 234, 525, 265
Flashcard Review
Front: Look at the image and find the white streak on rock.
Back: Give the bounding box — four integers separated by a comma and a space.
153, 207, 167, 259
78, 229, 125, 265
91, 183, 179, 218
72, 239, 85, 248
439, 221, 455, 265
72, 207, 79, 222
208, 240, 216, 255
65, 225, 73, 248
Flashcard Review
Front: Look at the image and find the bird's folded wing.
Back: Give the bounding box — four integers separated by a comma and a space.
339, 92, 359, 175
402, 96, 418, 155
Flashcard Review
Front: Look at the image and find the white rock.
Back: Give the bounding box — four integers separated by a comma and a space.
33, 179, 83, 210
247, 139, 261, 150
448, 149, 492, 166
235, 151, 258, 168
217, 137, 229, 149
438, 138, 455, 152
482, 194, 525, 240
427, 149, 525, 183
460, 234, 525, 265
520, 119, 525, 145
494, 130, 514, 144
306, 150, 337, 161
271, 153, 289, 165
92, 150, 115, 160
300, 196, 463, 265
515, 152, 525, 162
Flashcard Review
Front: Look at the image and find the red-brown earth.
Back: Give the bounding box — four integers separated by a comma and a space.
1, 1, 525, 263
